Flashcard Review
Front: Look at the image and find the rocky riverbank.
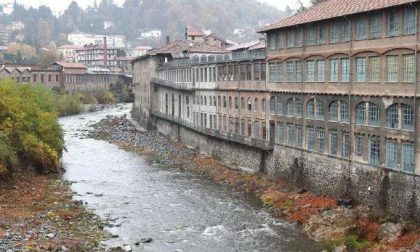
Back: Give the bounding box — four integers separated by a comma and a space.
88, 115, 420, 252
0, 172, 110, 252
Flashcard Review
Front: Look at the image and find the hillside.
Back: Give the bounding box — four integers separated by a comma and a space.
0, 0, 292, 47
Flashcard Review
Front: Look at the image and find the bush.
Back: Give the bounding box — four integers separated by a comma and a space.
0, 80, 64, 175
56, 93, 83, 116
96, 91, 116, 104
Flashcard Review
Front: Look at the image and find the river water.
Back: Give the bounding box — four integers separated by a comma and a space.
60, 105, 321, 252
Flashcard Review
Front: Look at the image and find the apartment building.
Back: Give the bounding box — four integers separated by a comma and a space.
259, 0, 419, 174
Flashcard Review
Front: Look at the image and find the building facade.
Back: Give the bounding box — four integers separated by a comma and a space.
68, 32, 126, 48
132, 0, 420, 220
76, 44, 119, 69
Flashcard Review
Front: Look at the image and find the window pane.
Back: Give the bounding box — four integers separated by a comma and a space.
296, 61, 302, 82
341, 102, 349, 123
307, 126, 315, 151
329, 130, 338, 156
341, 58, 350, 82
307, 99, 315, 119
402, 104, 414, 131
296, 125, 303, 147
387, 56, 398, 82
404, 7, 416, 35
356, 103, 366, 125
288, 30, 296, 48
402, 54, 415, 82
343, 134, 350, 158
330, 25, 339, 43
387, 11, 400, 36
287, 124, 294, 146
307, 27, 316, 46
355, 135, 364, 157
317, 128, 324, 153
368, 57, 380, 82
356, 57, 366, 82
370, 14, 382, 39
277, 122, 284, 144
318, 26, 326, 44
287, 61, 295, 82
356, 19, 367, 40
306, 61, 315, 82
402, 143, 415, 173
329, 101, 339, 121
369, 137, 381, 166
386, 104, 399, 128
330, 59, 338, 82
342, 20, 350, 42
386, 140, 398, 169
368, 102, 380, 126
317, 60, 325, 82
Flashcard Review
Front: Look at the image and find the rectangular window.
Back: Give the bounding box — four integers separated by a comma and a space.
287, 124, 294, 146
246, 64, 252, 80
318, 26, 326, 44
317, 60, 325, 82
370, 14, 382, 39
355, 135, 364, 157
387, 55, 398, 82
288, 30, 296, 48
404, 7, 417, 35
330, 59, 338, 82
287, 61, 295, 82
276, 62, 283, 81
387, 11, 400, 36
307, 126, 315, 151
307, 27, 316, 46
261, 63, 266, 81
330, 24, 339, 43
402, 54, 415, 82
254, 63, 260, 81
356, 19, 368, 40
306, 61, 315, 82
269, 63, 277, 82
402, 142, 415, 173
368, 57, 380, 82
317, 128, 324, 153
295, 61, 302, 82
386, 139, 398, 169
296, 125, 303, 148
269, 33, 276, 50
369, 137, 380, 166
254, 121, 260, 138
296, 29, 303, 47
277, 32, 284, 49
329, 130, 338, 156
342, 20, 350, 42
277, 122, 284, 144
356, 57, 366, 82
341, 58, 350, 82
343, 134, 350, 158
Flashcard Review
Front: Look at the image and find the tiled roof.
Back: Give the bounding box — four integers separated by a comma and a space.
259, 0, 417, 32
248, 40, 266, 51
203, 33, 227, 43
54, 62, 87, 69
184, 43, 228, 53
226, 40, 260, 51
148, 40, 195, 56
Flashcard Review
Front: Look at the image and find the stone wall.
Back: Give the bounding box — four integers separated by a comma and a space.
152, 117, 420, 222
156, 118, 264, 173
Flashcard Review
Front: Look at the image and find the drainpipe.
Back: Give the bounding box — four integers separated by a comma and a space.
346, 15, 353, 194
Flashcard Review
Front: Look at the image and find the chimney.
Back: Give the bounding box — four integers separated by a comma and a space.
166, 36, 170, 45
103, 36, 108, 68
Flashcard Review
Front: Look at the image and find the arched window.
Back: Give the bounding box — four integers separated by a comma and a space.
341, 102, 349, 122
307, 98, 324, 120
368, 102, 380, 126
270, 96, 276, 114
276, 96, 283, 115
218, 96, 221, 107
402, 104, 414, 131
204, 96, 207, 106
200, 55, 207, 63
247, 98, 252, 111
287, 98, 295, 116
356, 102, 380, 126
356, 102, 366, 124
254, 98, 259, 111
262, 98, 266, 112
200, 95, 203, 105
329, 101, 339, 121
386, 104, 399, 128
295, 98, 302, 116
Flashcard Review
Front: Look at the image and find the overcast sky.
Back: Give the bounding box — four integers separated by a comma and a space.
3, 0, 312, 14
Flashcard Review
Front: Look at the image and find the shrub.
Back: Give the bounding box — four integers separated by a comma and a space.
96, 91, 116, 104
56, 93, 83, 116
0, 80, 64, 174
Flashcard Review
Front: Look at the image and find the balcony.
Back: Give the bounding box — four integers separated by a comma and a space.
151, 110, 273, 151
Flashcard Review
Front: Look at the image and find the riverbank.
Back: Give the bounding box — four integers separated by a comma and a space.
0, 171, 109, 251
89, 115, 420, 252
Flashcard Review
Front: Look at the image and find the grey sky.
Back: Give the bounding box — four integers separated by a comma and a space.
4, 0, 312, 14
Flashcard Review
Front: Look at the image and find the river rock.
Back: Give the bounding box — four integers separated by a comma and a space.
334, 245, 347, 252
123, 245, 132, 251
303, 207, 356, 241
378, 222, 404, 243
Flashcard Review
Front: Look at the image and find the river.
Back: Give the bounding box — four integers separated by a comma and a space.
59, 105, 321, 252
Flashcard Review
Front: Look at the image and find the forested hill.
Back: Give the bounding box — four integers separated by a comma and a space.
0, 0, 292, 47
